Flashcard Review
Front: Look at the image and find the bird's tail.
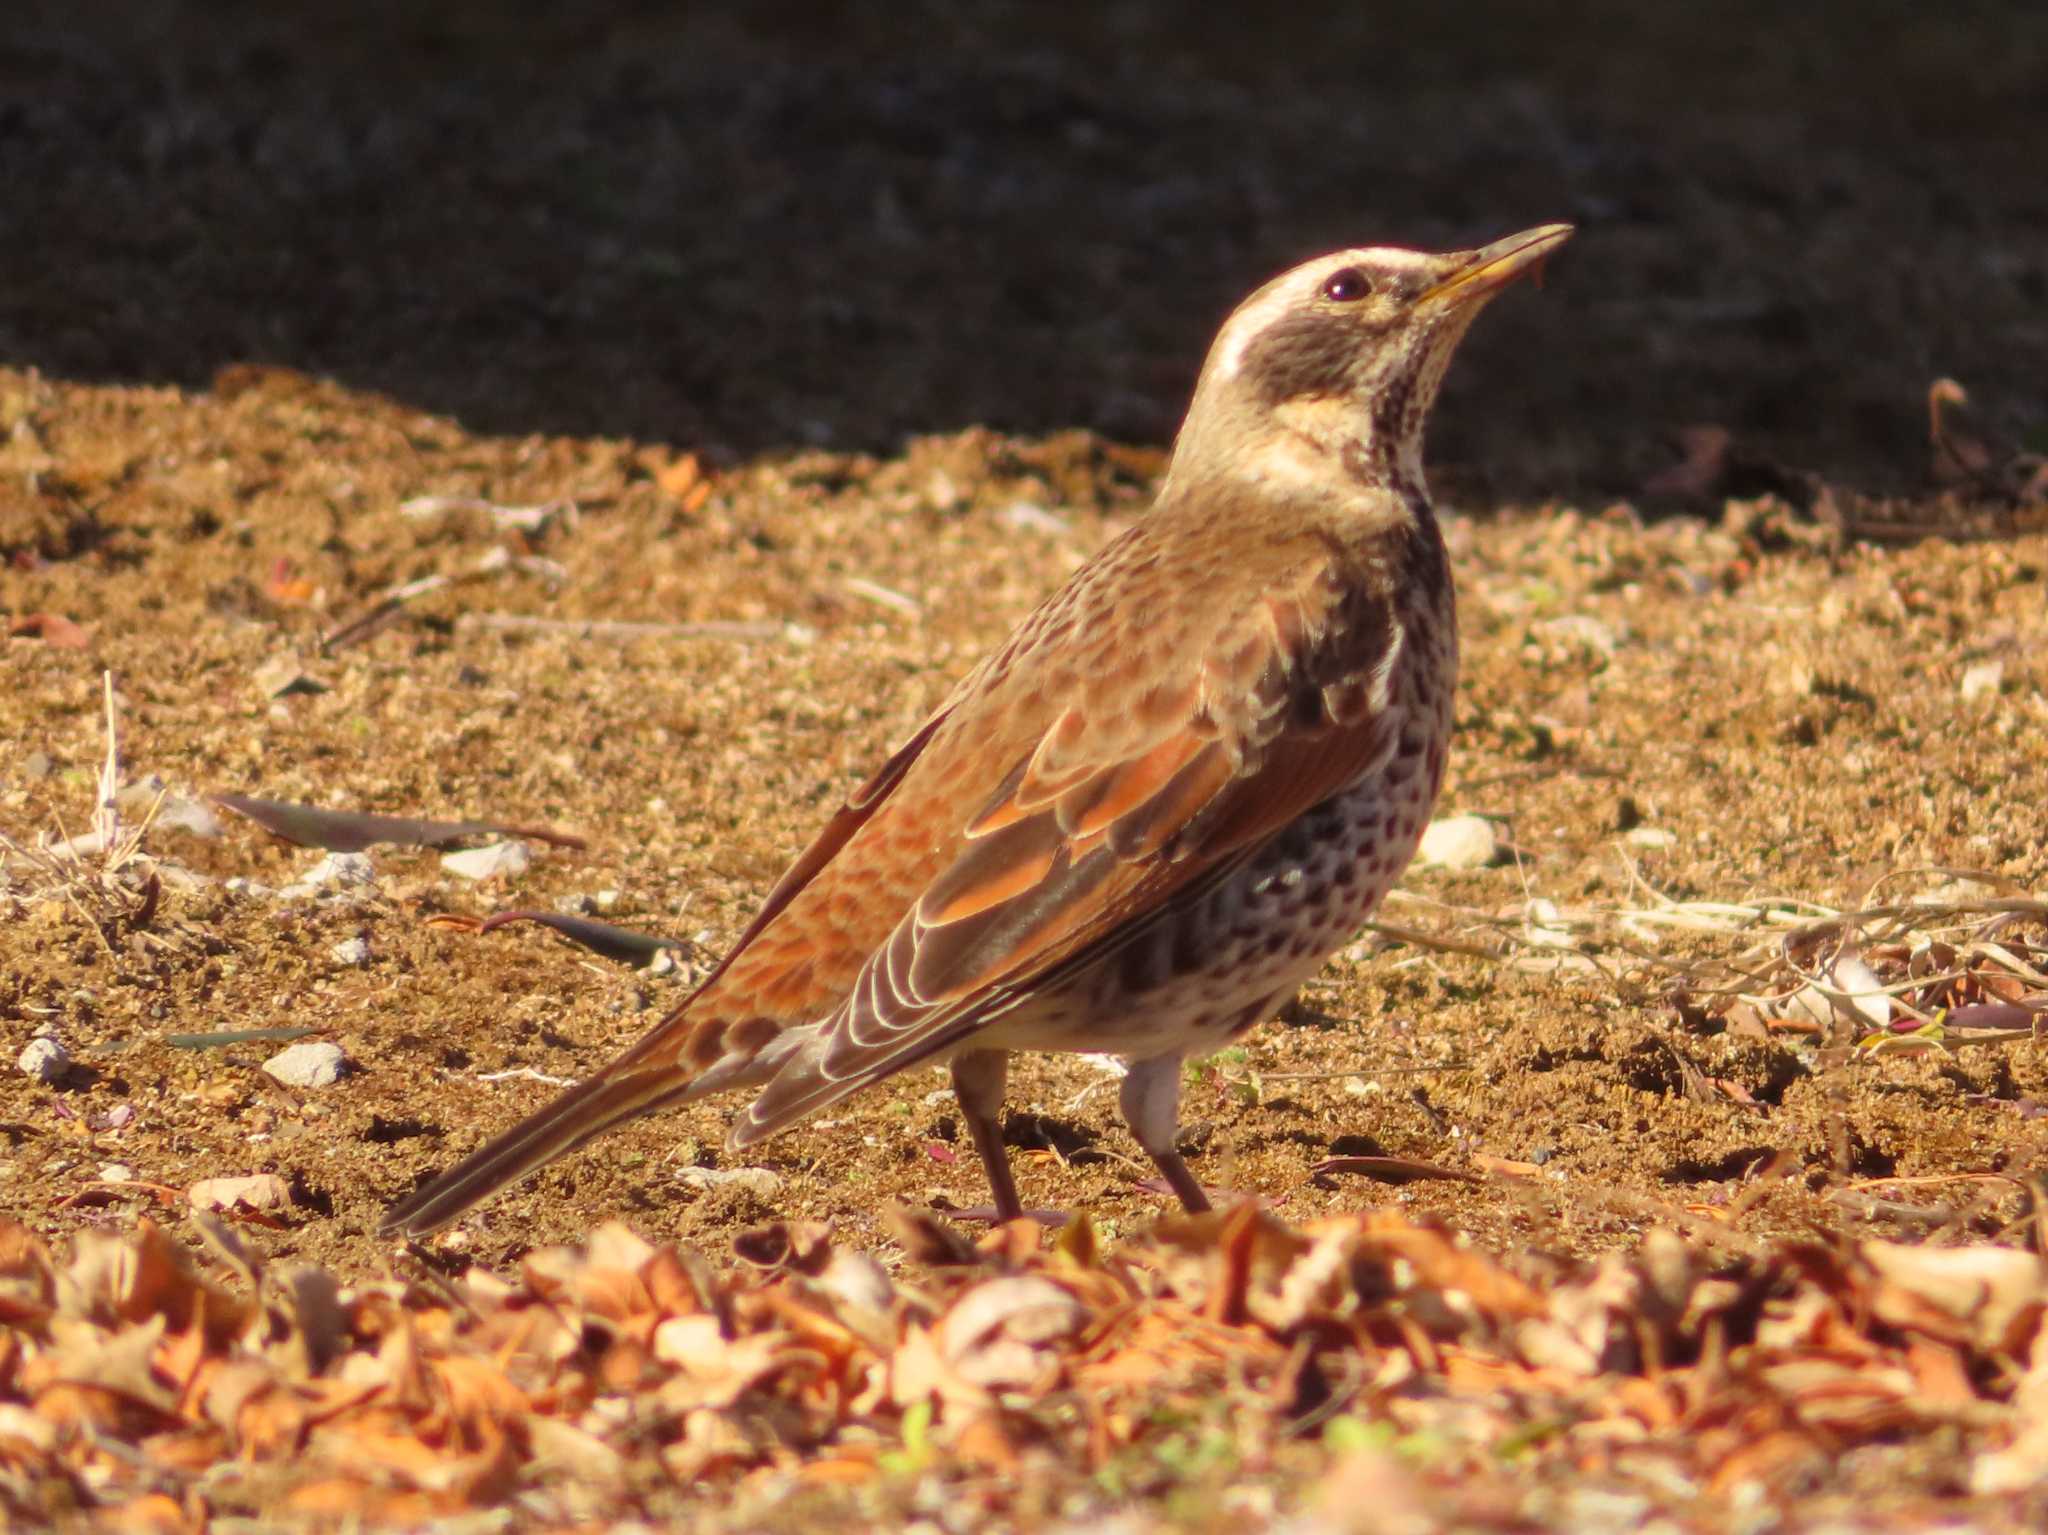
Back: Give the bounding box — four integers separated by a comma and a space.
379, 1067, 693, 1237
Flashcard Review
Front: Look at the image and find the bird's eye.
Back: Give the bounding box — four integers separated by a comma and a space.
1320, 267, 1372, 303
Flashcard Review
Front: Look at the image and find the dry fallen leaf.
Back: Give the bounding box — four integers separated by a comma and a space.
187, 1175, 294, 1219
937, 1275, 1083, 1390
0, 1192, 2044, 1526
6, 612, 92, 649
1862, 1239, 2048, 1353
1469, 1153, 1544, 1179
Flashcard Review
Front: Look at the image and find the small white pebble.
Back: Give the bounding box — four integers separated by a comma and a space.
263, 1040, 349, 1088
252, 655, 325, 699
1534, 613, 1618, 657
328, 936, 372, 967
119, 779, 223, 839
1960, 660, 2004, 701
674, 1166, 783, 1198
17, 1037, 69, 1084
442, 841, 533, 881
286, 852, 377, 897
41, 829, 111, 860
1625, 826, 1677, 849
98, 1162, 136, 1183
1522, 897, 1575, 948
998, 500, 1070, 536
1417, 814, 1498, 871
156, 796, 225, 838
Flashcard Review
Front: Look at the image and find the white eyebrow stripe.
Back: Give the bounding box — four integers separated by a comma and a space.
1355, 246, 1439, 271
1208, 244, 1450, 381
1210, 256, 1357, 381
1211, 275, 1305, 382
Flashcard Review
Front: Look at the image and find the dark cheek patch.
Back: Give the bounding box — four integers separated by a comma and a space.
1244, 310, 1391, 404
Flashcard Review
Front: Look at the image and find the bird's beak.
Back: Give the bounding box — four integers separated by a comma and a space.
1421, 223, 1574, 309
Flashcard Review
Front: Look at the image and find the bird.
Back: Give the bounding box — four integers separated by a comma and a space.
382, 223, 1573, 1237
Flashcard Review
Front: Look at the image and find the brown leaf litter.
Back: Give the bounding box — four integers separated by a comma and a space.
5, 1205, 2048, 1528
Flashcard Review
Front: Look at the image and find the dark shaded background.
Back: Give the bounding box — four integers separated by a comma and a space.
5, 0, 2044, 497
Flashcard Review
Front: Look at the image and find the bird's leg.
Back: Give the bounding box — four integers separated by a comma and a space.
1118, 1055, 1211, 1214
950, 1050, 1022, 1223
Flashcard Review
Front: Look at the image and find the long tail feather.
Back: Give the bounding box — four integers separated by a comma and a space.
380, 1069, 690, 1237
733, 1018, 976, 1149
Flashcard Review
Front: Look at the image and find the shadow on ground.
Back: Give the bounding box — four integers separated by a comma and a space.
5, 0, 2045, 497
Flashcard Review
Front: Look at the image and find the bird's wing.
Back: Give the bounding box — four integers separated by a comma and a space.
735, 535, 1414, 1140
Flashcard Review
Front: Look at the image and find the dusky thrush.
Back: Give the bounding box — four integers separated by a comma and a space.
383, 223, 1573, 1235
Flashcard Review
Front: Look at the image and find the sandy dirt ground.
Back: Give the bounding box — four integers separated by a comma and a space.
3, 4, 2048, 1530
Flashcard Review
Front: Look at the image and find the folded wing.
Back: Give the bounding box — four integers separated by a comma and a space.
735, 545, 1407, 1140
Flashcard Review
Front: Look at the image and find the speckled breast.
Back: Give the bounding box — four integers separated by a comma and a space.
1008, 588, 1456, 1063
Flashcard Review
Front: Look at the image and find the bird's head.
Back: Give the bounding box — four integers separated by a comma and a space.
1170, 224, 1573, 503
